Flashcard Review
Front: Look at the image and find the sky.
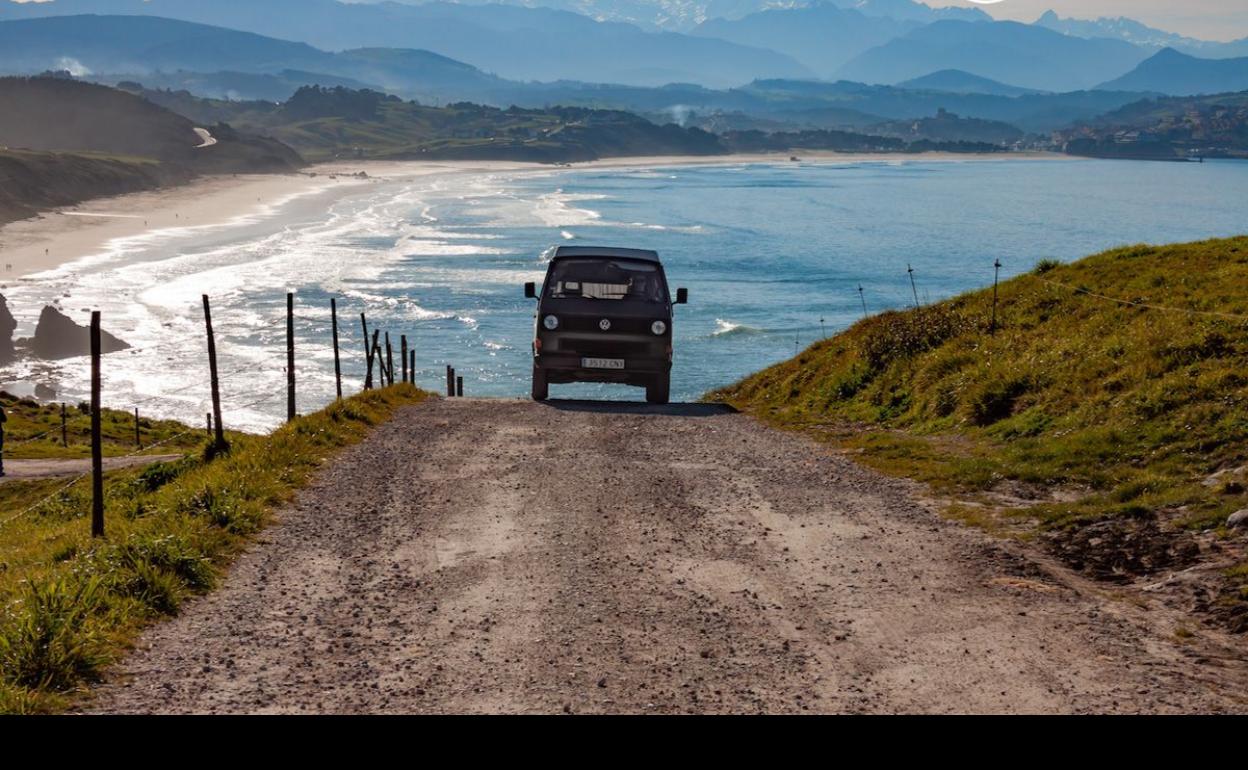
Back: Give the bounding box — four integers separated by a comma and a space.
942, 0, 1248, 42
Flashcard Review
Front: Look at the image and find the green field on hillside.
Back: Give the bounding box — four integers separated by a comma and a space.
0, 385, 427, 713
712, 237, 1248, 631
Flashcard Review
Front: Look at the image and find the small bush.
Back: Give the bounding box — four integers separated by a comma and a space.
1034, 258, 1061, 274
0, 578, 107, 690
134, 457, 198, 494
858, 305, 974, 372
966, 374, 1032, 427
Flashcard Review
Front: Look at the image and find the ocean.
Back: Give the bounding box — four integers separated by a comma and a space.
5, 156, 1248, 432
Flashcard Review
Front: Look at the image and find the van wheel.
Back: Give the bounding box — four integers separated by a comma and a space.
531, 366, 548, 401
646, 375, 670, 405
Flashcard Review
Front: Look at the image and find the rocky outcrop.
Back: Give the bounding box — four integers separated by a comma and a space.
0, 294, 15, 365
28, 305, 129, 360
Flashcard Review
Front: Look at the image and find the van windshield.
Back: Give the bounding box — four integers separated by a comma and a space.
546, 258, 668, 303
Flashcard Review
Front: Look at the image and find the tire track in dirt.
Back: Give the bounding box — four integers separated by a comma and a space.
84, 399, 1248, 714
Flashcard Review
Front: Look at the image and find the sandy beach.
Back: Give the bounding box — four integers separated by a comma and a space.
0, 151, 1065, 281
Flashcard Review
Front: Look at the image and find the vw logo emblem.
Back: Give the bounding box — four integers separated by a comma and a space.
599, 319, 612, 331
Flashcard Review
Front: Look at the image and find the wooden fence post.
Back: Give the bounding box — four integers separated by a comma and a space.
409, 350, 415, 386
331, 298, 343, 400
457, 376, 464, 398
206, 412, 212, 438
60, 402, 68, 447
90, 312, 104, 539
401, 334, 408, 385
382, 332, 391, 387
446, 366, 455, 397
370, 333, 381, 388
202, 295, 228, 453
991, 259, 1002, 336
361, 312, 373, 390
286, 292, 296, 422
134, 407, 141, 448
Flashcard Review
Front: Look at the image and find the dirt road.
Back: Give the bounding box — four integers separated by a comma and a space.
86, 399, 1248, 714
1, 454, 182, 483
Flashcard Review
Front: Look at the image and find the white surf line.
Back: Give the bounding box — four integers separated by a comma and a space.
60, 212, 145, 218
193, 127, 218, 149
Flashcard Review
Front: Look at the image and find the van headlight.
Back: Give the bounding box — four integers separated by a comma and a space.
651, 321, 667, 336
543, 315, 559, 331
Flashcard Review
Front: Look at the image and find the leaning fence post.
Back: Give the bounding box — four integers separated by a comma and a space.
385, 332, 394, 388
361, 312, 373, 390
908, 264, 920, 308
90, 311, 104, 539
370, 334, 382, 386
286, 292, 296, 422
858, 284, 867, 320
331, 298, 343, 400
202, 295, 228, 453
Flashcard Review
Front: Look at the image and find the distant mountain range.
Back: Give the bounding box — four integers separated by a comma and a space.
837, 20, 1151, 92
692, 4, 916, 77
0, 15, 515, 102
827, 0, 987, 24
1034, 10, 1248, 59
5, 0, 1246, 97
0, 14, 1169, 137
0, 0, 812, 87
1098, 48, 1248, 96
371, 0, 990, 31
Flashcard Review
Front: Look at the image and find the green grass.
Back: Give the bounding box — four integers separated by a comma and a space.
0, 384, 427, 713
710, 237, 1248, 623
2, 394, 207, 460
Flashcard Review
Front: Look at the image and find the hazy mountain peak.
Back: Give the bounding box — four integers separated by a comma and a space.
1033, 9, 1248, 58
836, 18, 1152, 92
897, 68, 1042, 97
834, 0, 989, 23
1098, 46, 1248, 95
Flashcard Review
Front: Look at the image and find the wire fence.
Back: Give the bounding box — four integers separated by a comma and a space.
9, 259, 1238, 535
1037, 276, 1248, 323
0, 292, 426, 537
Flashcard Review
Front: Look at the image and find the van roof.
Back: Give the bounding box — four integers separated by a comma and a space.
550, 246, 661, 263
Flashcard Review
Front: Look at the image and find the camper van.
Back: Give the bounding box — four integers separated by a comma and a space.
524, 246, 687, 404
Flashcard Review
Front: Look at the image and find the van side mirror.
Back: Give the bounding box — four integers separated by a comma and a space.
524, 282, 537, 299
675, 288, 688, 305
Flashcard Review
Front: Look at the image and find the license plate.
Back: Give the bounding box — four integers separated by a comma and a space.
582, 357, 625, 370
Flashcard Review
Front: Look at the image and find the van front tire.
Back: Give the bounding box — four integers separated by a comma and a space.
531, 366, 548, 401
646, 375, 670, 405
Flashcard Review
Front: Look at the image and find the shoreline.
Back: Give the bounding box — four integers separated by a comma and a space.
0, 151, 1068, 281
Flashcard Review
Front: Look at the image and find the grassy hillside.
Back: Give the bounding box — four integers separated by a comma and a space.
0, 77, 303, 224
0, 148, 188, 225
0, 77, 302, 173
135, 85, 726, 163
712, 238, 1248, 631
1059, 90, 1248, 160
0, 393, 207, 460
0, 385, 427, 713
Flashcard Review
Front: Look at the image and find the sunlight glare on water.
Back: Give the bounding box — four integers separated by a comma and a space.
4, 157, 1248, 432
